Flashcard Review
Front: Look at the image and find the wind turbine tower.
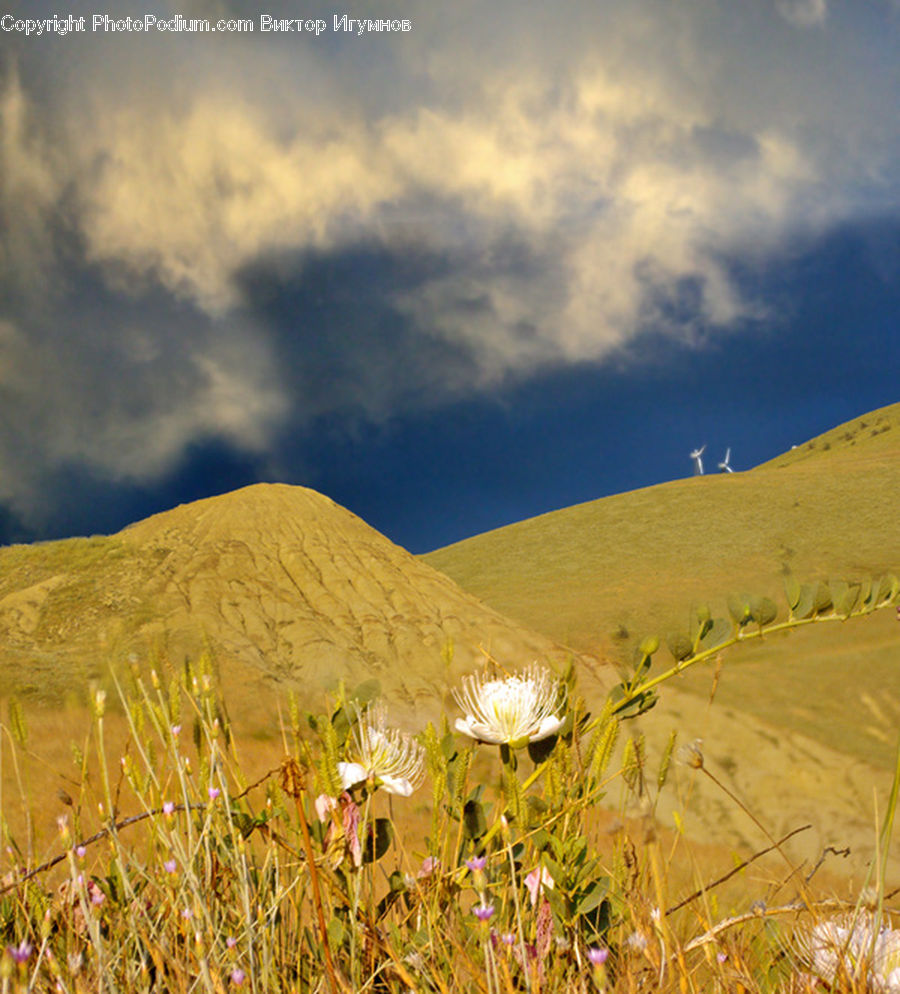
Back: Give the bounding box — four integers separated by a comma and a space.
690, 444, 706, 476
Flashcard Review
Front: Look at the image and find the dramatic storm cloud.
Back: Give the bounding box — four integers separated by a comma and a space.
0, 0, 898, 541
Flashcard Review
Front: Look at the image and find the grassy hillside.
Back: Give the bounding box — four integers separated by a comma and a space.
0, 484, 600, 726
423, 403, 900, 667
1, 408, 898, 885
422, 404, 900, 864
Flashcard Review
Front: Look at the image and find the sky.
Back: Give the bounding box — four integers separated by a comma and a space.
1, 0, 898, 553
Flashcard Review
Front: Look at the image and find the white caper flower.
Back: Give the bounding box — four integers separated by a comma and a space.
453, 664, 565, 748
338, 703, 425, 797
798, 913, 900, 992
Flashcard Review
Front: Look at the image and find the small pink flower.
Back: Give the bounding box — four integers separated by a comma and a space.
466, 855, 487, 872
342, 796, 362, 868
75, 846, 87, 859
83, 878, 105, 906
230, 968, 246, 985
314, 794, 337, 821
717, 951, 727, 964
588, 946, 609, 966
164, 859, 177, 874
417, 856, 440, 879
163, 801, 175, 816
524, 866, 554, 906
171, 725, 182, 736
226, 936, 237, 949
208, 787, 221, 801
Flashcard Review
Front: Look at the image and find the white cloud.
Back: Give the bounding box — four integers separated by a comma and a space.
0, 0, 897, 521
776, 0, 828, 27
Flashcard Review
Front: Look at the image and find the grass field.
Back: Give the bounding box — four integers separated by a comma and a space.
1, 404, 899, 990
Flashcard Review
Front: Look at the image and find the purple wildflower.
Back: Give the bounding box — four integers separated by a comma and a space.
208, 787, 221, 801
473, 903, 495, 922
230, 968, 246, 985
164, 859, 178, 874
588, 946, 609, 966
7, 940, 33, 964
163, 800, 175, 816
466, 855, 488, 872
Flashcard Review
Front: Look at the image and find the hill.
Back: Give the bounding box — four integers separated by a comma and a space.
423, 402, 900, 665
0, 483, 603, 726
422, 403, 900, 871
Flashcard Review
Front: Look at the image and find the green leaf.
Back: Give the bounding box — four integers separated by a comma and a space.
884, 574, 900, 604
543, 856, 566, 887
232, 811, 256, 840
349, 679, 381, 708
835, 583, 860, 619
565, 836, 588, 866
698, 618, 731, 651
576, 877, 610, 915
859, 576, 873, 607
813, 582, 833, 615
363, 818, 393, 863
527, 734, 558, 764
783, 573, 801, 610
327, 916, 345, 949
463, 799, 487, 841
666, 632, 694, 662
531, 827, 551, 851
638, 635, 660, 657
727, 594, 752, 627
749, 596, 778, 627
792, 583, 815, 619
440, 732, 457, 761
544, 885, 567, 921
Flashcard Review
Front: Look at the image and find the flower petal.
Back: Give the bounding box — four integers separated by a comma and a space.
379, 774, 414, 796
531, 714, 565, 742
338, 762, 367, 791
455, 716, 504, 743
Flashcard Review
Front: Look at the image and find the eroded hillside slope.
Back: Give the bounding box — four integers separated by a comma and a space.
0, 484, 605, 722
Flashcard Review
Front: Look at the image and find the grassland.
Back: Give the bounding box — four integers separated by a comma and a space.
423, 403, 900, 752
3, 643, 900, 993
1, 405, 900, 989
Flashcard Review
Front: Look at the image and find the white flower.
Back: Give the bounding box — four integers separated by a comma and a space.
338, 703, 425, 797
453, 664, 565, 747
798, 913, 900, 992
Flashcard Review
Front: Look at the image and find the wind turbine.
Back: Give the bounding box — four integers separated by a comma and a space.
718, 447, 734, 473
690, 444, 706, 476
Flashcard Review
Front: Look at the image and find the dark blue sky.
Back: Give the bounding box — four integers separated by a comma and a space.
1, 2, 898, 553
10, 215, 897, 554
